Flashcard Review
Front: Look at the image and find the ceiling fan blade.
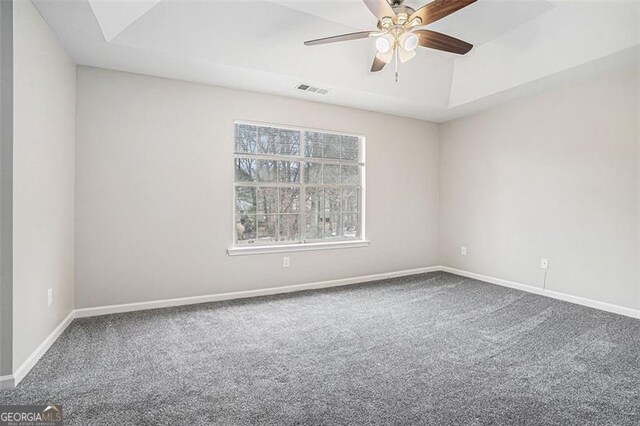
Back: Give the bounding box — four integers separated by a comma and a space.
371, 55, 387, 72
409, 0, 476, 26
362, 0, 397, 22
304, 31, 374, 46
415, 30, 473, 54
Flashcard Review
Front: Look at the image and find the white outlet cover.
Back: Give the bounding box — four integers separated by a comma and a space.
461, 247, 467, 256
47, 288, 53, 306
540, 258, 549, 270
283, 257, 290, 268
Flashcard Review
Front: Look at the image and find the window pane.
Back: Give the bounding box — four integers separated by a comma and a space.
236, 125, 301, 157
257, 215, 277, 242
305, 213, 323, 240
256, 187, 278, 214
323, 164, 340, 184
277, 161, 300, 183
324, 213, 341, 238
323, 136, 341, 159
343, 188, 359, 213
305, 187, 323, 214
325, 189, 341, 214
303, 131, 360, 160
342, 136, 359, 161
236, 214, 256, 242
304, 131, 323, 158
278, 129, 300, 156
235, 158, 256, 182
235, 187, 256, 214
305, 187, 324, 240
256, 160, 277, 182
343, 214, 359, 238
235, 124, 257, 154
278, 214, 300, 242
305, 162, 322, 184
279, 187, 300, 213
256, 126, 279, 154
341, 165, 359, 185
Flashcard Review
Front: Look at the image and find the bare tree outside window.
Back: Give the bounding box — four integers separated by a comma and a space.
233, 122, 364, 246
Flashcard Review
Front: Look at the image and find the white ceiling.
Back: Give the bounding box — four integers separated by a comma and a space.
33, 0, 639, 122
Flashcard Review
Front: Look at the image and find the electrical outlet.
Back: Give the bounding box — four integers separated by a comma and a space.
461, 246, 467, 256
47, 288, 53, 307
283, 257, 290, 268
540, 258, 549, 270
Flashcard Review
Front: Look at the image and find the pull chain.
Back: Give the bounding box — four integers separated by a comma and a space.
394, 47, 399, 82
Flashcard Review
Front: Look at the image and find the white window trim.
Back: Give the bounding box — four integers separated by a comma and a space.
229, 120, 367, 255
227, 240, 370, 256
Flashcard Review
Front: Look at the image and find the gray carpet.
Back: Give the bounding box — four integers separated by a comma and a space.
1, 272, 639, 425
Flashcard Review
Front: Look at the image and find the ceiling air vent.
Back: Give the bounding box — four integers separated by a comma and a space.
296, 83, 329, 95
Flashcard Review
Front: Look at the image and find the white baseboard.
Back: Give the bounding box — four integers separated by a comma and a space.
74, 266, 440, 318
4, 265, 638, 389
440, 266, 640, 320
12, 311, 75, 387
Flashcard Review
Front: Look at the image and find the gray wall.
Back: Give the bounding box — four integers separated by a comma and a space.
0, 0, 13, 379
74, 66, 441, 308
12, 0, 76, 370
75, 64, 639, 313
440, 65, 639, 311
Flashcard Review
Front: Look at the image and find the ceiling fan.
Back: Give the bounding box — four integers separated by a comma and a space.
304, 0, 476, 81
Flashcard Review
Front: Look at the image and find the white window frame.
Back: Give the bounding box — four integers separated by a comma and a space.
228, 120, 368, 256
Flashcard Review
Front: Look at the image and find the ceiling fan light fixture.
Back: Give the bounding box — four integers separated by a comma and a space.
398, 48, 416, 63
375, 34, 393, 53
401, 32, 419, 51
303, 0, 477, 79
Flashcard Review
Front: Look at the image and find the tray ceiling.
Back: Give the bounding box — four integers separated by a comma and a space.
34, 0, 640, 121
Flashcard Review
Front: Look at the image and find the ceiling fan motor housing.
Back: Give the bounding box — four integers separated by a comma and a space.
392, 5, 415, 20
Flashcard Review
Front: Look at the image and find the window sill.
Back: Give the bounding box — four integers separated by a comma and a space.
227, 240, 370, 256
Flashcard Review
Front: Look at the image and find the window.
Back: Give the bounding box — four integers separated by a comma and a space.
233, 122, 365, 251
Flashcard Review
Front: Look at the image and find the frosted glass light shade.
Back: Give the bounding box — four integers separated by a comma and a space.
375, 35, 393, 53
401, 33, 419, 51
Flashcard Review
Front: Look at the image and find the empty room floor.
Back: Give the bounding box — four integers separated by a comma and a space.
1, 272, 639, 425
